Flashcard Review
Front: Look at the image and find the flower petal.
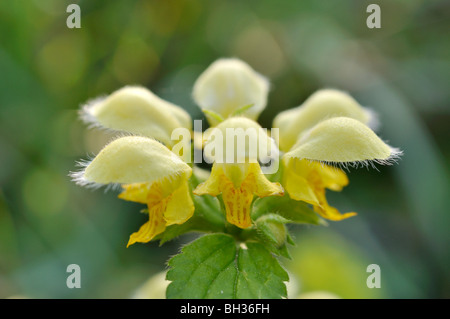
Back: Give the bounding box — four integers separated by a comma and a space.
313, 189, 357, 221
221, 180, 254, 228
283, 158, 355, 221
203, 117, 279, 165
194, 163, 282, 229
193, 59, 269, 125
246, 163, 284, 197
73, 136, 192, 187
273, 89, 375, 151
164, 180, 195, 226
286, 158, 348, 191
221, 164, 283, 228
192, 163, 223, 196
118, 183, 152, 204
127, 200, 167, 247
193, 163, 252, 227
81, 86, 192, 146
315, 163, 349, 191
284, 117, 401, 166
284, 171, 319, 206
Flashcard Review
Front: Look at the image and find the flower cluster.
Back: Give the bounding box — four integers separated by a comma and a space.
72, 58, 401, 248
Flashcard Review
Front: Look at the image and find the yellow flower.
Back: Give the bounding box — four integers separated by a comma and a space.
72, 136, 194, 247
193, 117, 283, 228
274, 90, 400, 221
283, 158, 356, 221
281, 116, 401, 220
202, 116, 279, 165
81, 86, 192, 147
273, 89, 377, 152
194, 163, 283, 228
193, 58, 269, 126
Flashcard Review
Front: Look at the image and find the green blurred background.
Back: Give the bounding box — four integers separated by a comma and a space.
0, 0, 449, 298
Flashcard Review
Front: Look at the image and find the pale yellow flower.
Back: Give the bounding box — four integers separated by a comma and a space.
202, 116, 279, 164
193, 117, 283, 229
193, 58, 269, 126
72, 136, 194, 246
194, 163, 283, 228
81, 86, 192, 147
283, 158, 356, 221
273, 89, 376, 152
281, 116, 401, 221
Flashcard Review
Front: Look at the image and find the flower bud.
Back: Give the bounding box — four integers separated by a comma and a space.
273, 89, 376, 151
193, 59, 269, 125
255, 214, 288, 248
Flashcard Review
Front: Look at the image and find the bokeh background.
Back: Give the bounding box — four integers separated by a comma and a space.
0, 0, 449, 299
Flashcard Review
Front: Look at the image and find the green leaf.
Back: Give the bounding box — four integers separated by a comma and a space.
272, 242, 292, 259
202, 109, 224, 123
230, 103, 254, 116
166, 234, 238, 298
234, 242, 289, 298
166, 234, 289, 299
286, 232, 296, 246
252, 195, 326, 226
